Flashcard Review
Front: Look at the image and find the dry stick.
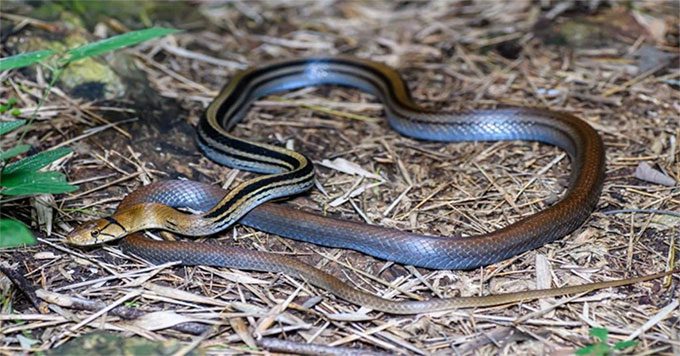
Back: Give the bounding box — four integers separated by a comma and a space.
69, 173, 119, 186
124, 146, 159, 182
514, 324, 554, 352
512, 292, 589, 325
602, 209, 680, 218
60, 171, 144, 202
622, 187, 680, 206
90, 151, 133, 176
383, 185, 412, 216
366, 323, 424, 355
228, 317, 256, 349
161, 43, 246, 70
0, 265, 48, 313
514, 152, 566, 201
626, 299, 680, 342
61, 290, 141, 335
54, 262, 178, 292
602, 64, 667, 97
37, 237, 122, 281
473, 162, 522, 215
329, 319, 409, 351
520, 66, 551, 107
258, 337, 392, 356
454, 44, 485, 78
135, 53, 215, 93
51, 118, 138, 150
171, 326, 214, 356
0, 12, 59, 31
43, 84, 132, 138
255, 285, 303, 335
640, 189, 680, 210
69, 196, 122, 212
266, 278, 415, 353
1, 319, 71, 335
473, 57, 523, 102
627, 205, 660, 270
313, 249, 424, 300
35, 289, 209, 335
626, 213, 637, 270
395, 181, 450, 221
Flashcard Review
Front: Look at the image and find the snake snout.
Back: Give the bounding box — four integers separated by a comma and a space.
66, 220, 109, 246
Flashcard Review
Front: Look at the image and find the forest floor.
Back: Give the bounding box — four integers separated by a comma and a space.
1, 1, 679, 355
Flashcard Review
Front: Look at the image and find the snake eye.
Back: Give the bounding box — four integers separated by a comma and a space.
90, 230, 100, 238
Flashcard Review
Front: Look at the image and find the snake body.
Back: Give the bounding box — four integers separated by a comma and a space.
68, 56, 605, 270
64, 56, 678, 314
115, 180, 675, 314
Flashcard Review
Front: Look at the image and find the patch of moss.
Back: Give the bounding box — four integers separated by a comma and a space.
47, 331, 204, 356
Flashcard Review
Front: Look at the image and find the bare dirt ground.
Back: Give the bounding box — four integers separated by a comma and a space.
1, 1, 679, 355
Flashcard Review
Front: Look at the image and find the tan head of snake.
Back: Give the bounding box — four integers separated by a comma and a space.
66, 203, 178, 246
67, 219, 125, 246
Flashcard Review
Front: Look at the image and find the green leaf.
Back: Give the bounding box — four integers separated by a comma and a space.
10, 108, 21, 116
0, 144, 31, 161
575, 345, 595, 355
0, 171, 78, 196
63, 27, 180, 63
3, 147, 72, 175
589, 327, 608, 342
0, 50, 56, 71
613, 340, 638, 350
0, 219, 36, 249
0, 120, 27, 136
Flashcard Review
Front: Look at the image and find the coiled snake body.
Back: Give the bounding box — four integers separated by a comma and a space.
67, 57, 676, 314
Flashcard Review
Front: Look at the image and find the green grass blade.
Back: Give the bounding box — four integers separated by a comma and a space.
0, 50, 56, 71
0, 144, 31, 161
3, 146, 72, 175
64, 27, 180, 63
0, 120, 27, 136
0, 171, 78, 196
0, 219, 36, 249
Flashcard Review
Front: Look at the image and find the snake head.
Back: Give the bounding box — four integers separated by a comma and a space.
66, 217, 128, 246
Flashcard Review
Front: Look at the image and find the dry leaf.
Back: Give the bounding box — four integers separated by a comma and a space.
144, 283, 231, 307
632, 11, 667, 43
133, 311, 214, 331
318, 158, 384, 180
31, 194, 54, 236
634, 162, 676, 187
329, 181, 384, 207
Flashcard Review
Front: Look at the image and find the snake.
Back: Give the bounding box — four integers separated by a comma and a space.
67, 56, 606, 269
64, 56, 677, 313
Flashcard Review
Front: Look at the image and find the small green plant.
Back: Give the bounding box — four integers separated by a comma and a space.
0, 120, 77, 248
0, 27, 179, 249
576, 328, 638, 356
0, 98, 21, 116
